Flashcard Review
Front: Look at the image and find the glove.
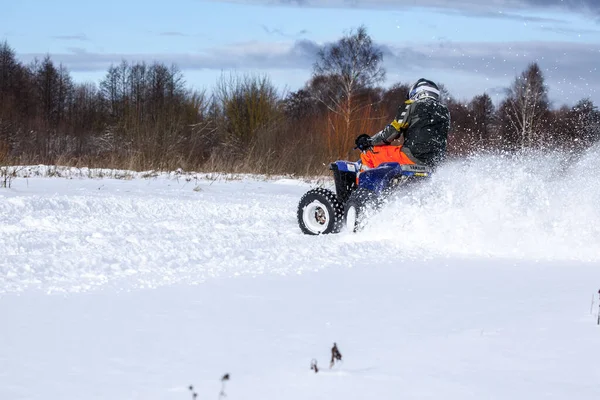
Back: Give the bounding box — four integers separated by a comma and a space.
354, 134, 372, 151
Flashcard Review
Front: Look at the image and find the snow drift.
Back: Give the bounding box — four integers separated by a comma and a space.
1, 146, 599, 294
362, 145, 600, 262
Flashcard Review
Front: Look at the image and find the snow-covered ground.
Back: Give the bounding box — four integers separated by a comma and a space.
2, 149, 600, 399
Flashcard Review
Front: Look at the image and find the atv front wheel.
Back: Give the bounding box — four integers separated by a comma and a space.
297, 188, 344, 235
345, 188, 377, 233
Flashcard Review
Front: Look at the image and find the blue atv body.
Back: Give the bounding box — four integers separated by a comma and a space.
297, 159, 432, 235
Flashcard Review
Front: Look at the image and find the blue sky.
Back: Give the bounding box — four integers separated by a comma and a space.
3, 0, 600, 106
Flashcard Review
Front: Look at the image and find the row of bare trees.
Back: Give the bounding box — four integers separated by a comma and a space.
1, 28, 599, 176
448, 62, 600, 156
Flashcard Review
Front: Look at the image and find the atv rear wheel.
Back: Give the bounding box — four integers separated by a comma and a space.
344, 188, 377, 233
297, 188, 344, 235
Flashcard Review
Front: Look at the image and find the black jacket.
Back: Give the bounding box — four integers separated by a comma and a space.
371, 98, 451, 167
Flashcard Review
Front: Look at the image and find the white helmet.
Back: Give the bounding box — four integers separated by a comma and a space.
407, 78, 440, 101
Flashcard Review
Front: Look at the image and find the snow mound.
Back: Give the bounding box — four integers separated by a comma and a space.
1, 146, 599, 294
360, 146, 600, 261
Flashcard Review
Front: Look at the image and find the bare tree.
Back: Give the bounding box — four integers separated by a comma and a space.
569, 98, 600, 150
100, 64, 123, 120
0, 41, 20, 151
0, 41, 20, 100
469, 92, 496, 148
215, 72, 281, 146
284, 88, 321, 121
445, 98, 473, 156
56, 64, 73, 127
68, 82, 103, 155
312, 25, 385, 154
500, 62, 550, 149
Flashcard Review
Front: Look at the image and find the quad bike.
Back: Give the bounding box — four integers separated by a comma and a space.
297, 156, 432, 235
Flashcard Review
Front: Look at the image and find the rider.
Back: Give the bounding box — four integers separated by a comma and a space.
355, 78, 451, 169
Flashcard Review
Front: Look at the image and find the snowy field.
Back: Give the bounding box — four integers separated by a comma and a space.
2, 149, 600, 399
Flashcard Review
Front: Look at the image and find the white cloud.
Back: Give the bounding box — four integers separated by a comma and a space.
17, 38, 600, 105
204, 0, 600, 16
